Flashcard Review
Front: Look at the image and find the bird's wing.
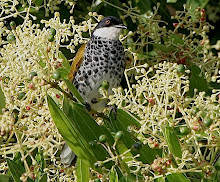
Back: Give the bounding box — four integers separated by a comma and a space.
68, 44, 86, 82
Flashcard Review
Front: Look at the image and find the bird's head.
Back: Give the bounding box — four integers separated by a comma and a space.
92, 16, 127, 40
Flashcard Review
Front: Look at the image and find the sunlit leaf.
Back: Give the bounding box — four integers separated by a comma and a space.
155, 176, 166, 182
57, 68, 69, 80
163, 126, 182, 158
0, 87, 6, 114
116, 140, 133, 163
110, 166, 118, 182
58, 51, 70, 70
167, 0, 178, 3
76, 158, 89, 182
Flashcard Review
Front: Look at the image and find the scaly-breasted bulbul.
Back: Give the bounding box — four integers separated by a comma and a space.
61, 16, 127, 165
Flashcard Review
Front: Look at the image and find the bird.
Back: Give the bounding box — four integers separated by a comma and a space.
60, 16, 127, 165
68, 16, 127, 111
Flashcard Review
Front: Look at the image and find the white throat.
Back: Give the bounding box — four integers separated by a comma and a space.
93, 27, 121, 40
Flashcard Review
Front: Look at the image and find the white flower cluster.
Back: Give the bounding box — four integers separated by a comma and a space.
0, 0, 77, 21
109, 53, 220, 178
109, 61, 190, 134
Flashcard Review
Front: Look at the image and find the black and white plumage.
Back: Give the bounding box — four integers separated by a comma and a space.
71, 16, 127, 111
61, 16, 126, 165
73, 35, 125, 111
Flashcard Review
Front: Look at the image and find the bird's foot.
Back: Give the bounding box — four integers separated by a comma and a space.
85, 102, 91, 112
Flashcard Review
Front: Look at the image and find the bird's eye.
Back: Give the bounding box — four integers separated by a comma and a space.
105, 19, 111, 25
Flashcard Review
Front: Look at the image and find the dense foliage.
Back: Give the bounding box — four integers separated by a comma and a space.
0, 0, 220, 181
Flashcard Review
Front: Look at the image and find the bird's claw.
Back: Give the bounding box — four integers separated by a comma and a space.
85, 102, 91, 111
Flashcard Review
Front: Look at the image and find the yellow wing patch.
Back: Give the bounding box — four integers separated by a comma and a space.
68, 44, 86, 82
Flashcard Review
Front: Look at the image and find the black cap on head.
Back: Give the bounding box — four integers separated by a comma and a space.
94, 16, 127, 30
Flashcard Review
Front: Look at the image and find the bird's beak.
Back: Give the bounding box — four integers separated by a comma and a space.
114, 24, 127, 29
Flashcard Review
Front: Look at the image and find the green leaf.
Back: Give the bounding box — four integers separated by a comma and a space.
39, 174, 47, 182
136, 0, 151, 14
170, 35, 184, 45
33, 0, 44, 6
76, 158, 89, 182
116, 141, 133, 163
167, 0, 178, 3
109, 109, 141, 130
166, 173, 190, 182
110, 166, 118, 182
63, 79, 85, 104
47, 95, 96, 166
214, 155, 220, 170
0, 175, 10, 182
58, 51, 70, 70
153, 43, 176, 54
6, 158, 25, 182
57, 68, 68, 80
35, 150, 45, 173
119, 176, 134, 182
186, 0, 209, 10
110, 109, 161, 163
0, 87, 6, 114
38, 59, 46, 68
155, 176, 166, 182
62, 96, 113, 162
37, 50, 46, 68
162, 126, 182, 158
188, 65, 209, 97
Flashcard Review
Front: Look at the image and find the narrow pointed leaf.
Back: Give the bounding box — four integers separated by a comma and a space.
116, 141, 133, 163
47, 95, 96, 166
0, 175, 10, 182
59, 51, 70, 70
155, 176, 166, 182
153, 43, 176, 54
39, 174, 47, 182
57, 68, 69, 80
63, 96, 114, 162
6, 158, 25, 182
186, 0, 209, 11
110, 167, 119, 182
76, 158, 89, 182
64, 79, 85, 104
163, 126, 182, 158
119, 176, 134, 182
110, 109, 162, 163
166, 173, 190, 182
188, 65, 209, 97
0, 87, 6, 114
167, 0, 178, 3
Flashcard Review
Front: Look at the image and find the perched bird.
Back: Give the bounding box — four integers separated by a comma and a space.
68, 16, 127, 111
61, 16, 127, 165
